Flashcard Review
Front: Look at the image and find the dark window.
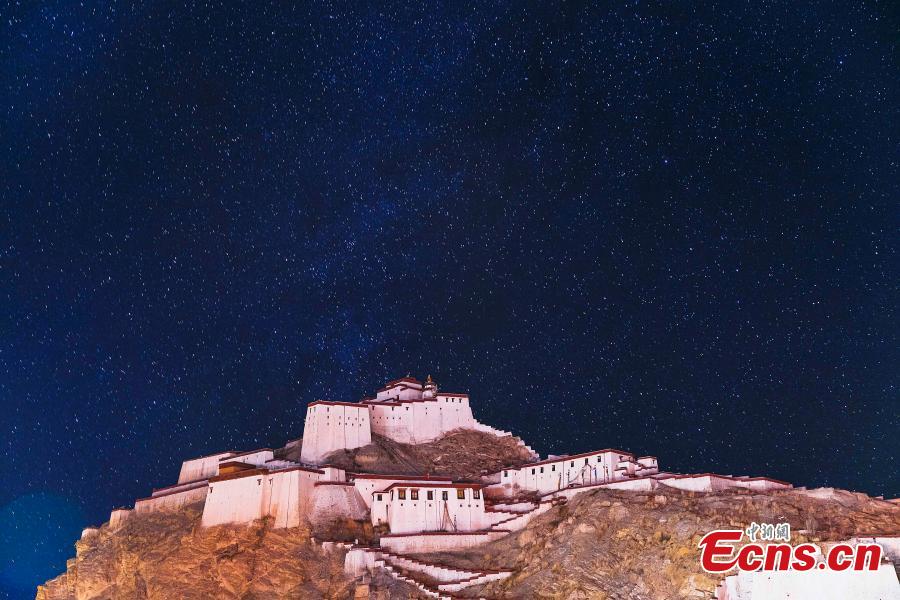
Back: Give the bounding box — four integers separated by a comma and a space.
442, 491, 448, 500
427, 491, 433, 500
571, 461, 574, 467
473, 489, 481, 499
457, 488, 465, 499
503, 471, 508, 477
531, 468, 535, 474
376, 494, 382, 501
398, 489, 406, 500
551, 465, 556, 471
585, 458, 589, 465
410, 489, 419, 500
540, 467, 544, 473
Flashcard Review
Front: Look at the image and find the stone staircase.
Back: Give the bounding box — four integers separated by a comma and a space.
483, 496, 564, 532
343, 544, 512, 599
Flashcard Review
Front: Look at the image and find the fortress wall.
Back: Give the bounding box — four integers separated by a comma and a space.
226, 449, 274, 468
108, 508, 132, 528
740, 478, 792, 492
202, 474, 266, 526
135, 484, 208, 514
367, 396, 475, 444
658, 474, 790, 493
501, 451, 631, 494
263, 469, 306, 529
178, 452, 235, 484
150, 479, 214, 498
380, 531, 507, 553
658, 475, 718, 492
202, 467, 327, 528
300, 403, 372, 464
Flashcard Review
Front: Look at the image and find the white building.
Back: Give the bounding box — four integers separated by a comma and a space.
299, 376, 479, 464
494, 449, 659, 495
117, 374, 796, 556
370, 482, 487, 534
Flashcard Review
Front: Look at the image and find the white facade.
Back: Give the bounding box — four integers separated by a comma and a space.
135, 481, 208, 513
298, 377, 481, 463
351, 474, 454, 509
201, 465, 334, 528
300, 402, 372, 464
496, 449, 659, 495
371, 483, 488, 534
365, 393, 475, 444
656, 474, 791, 493
177, 451, 236, 484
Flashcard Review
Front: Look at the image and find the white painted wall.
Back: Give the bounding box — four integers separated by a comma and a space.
371, 485, 487, 534
177, 452, 235, 484
224, 449, 275, 468
379, 531, 507, 553
499, 450, 637, 494
300, 402, 372, 464
135, 484, 208, 513
201, 466, 328, 528
367, 395, 475, 444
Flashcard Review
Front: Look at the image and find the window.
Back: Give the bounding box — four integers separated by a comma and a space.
473, 489, 481, 499
540, 467, 544, 473
442, 491, 448, 500
457, 488, 465, 499
571, 461, 574, 467
398, 489, 406, 500
427, 491, 433, 500
585, 458, 589, 465
503, 471, 508, 477
376, 494, 382, 502
411, 489, 419, 500
551, 465, 556, 471
531, 468, 535, 474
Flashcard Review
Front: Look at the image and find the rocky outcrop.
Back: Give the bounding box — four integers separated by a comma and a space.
36, 504, 353, 600
315, 429, 535, 480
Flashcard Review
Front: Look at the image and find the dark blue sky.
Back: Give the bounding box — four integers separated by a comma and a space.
2, 2, 898, 597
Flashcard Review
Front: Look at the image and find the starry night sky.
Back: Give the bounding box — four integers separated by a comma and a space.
2, 2, 898, 597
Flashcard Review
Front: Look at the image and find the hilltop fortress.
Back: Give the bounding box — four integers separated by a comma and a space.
98, 376, 791, 546
300, 376, 483, 463
67, 376, 900, 600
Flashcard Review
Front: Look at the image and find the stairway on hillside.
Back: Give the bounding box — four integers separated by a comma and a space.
349, 545, 513, 599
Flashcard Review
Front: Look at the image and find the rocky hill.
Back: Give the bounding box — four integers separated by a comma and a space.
37, 484, 900, 600
36, 505, 352, 600
415, 486, 900, 599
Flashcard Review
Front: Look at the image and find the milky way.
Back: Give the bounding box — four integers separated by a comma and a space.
2, 2, 898, 597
